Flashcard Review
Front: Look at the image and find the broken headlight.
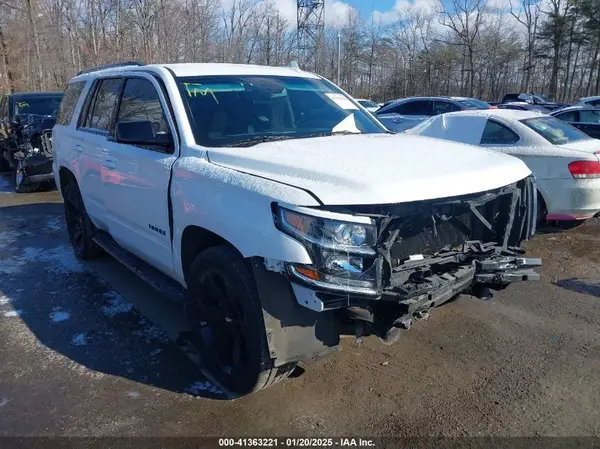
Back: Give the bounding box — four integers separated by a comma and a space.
274, 206, 379, 295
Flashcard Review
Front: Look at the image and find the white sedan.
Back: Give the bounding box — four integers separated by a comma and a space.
408, 109, 600, 223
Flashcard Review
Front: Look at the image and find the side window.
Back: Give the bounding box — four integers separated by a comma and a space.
588, 99, 600, 107
480, 120, 519, 145
392, 100, 430, 116
433, 101, 459, 115
0, 97, 7, 120
57, 81, 86, 126
579, 110, 600, 124
86, 78, 123, 132
555, 111, 578, 122
116, 78, 167, 134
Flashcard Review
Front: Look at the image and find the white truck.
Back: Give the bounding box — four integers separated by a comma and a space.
53, 62, 541, 396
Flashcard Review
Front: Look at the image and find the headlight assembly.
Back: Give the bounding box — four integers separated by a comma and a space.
274, 206, 379, 296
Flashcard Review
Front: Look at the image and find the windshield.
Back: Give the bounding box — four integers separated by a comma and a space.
457, 99, 491, 109
15, 96, 63, 117
522, 116, 590, 145
358, 100, 377, 108
177, 75, 385, 147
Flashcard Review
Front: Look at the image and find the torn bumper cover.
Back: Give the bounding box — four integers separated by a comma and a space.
285, 176, 541, 312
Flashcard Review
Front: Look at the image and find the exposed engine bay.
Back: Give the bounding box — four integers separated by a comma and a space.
317, 176, 541, 343
13, 114, 56, 189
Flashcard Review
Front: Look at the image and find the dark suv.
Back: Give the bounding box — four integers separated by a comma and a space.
0, 92, 63, 192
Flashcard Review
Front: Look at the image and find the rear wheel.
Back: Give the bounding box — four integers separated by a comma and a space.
63, 181, 103, 260
185, 245, 296, 396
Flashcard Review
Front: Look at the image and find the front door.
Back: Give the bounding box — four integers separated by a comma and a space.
100, 76, 178, 277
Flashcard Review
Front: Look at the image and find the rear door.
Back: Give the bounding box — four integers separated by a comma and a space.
100, 75, 178, 276
76, 77, 124, 226
377, 100, 432, 132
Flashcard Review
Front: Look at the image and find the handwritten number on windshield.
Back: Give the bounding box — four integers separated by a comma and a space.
183, 83, 219, 104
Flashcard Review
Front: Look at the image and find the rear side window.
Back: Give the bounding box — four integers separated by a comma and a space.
522, 116, 590, 145
433, 101, 459, 115
85, 78, 123, 132
480, 120, 519, 145
58, 81, 86, 126
117, 78, 167, 133
579, 109, 600, 124
588, 99, 600, 107
554, 110, 578, 122
391, 100, 431, 116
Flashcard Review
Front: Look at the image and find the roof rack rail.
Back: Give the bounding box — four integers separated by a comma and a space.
76, 61, 144, 76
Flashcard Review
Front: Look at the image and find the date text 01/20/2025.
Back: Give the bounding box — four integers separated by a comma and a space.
218, 438, 376, 447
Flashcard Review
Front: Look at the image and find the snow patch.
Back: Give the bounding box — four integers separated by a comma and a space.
0, 295, 13, 306
44, 217, 65, 232
50, 310, 71, 322
0, 244, 86, 275
101, 291, 133, 316
0, 398, 13, 407
185, 381, 223, 396
71, 333, 87, 346
3, 310, 23, 317
126, 391, 141, 398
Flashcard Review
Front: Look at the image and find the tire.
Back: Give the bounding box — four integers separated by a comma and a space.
0, 151, 8, 173
63, 181, 103, 260
185, 245, 296, 396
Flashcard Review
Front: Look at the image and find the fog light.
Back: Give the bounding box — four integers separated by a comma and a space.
323, 252, 363, 275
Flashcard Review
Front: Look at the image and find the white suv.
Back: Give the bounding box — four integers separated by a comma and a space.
53, 62, 540, 397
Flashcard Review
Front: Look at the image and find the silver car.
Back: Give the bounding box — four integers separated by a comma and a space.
375, 96, 492, 132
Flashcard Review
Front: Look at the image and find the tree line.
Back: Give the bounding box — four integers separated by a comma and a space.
0, 0, 599, 103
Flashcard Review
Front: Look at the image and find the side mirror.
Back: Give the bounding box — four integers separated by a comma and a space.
115, 120, 171, 147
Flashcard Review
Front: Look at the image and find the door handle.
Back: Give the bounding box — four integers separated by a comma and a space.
75, 145, 83, 153
102, 159, 117, 170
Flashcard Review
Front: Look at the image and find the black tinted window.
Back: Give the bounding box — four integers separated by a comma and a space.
117, 78, 167, 133
555, 111, 578, 122
88, 78, 122, 131
0, 97, 7, 119
588, 99, 600, 107
391, 100, 430, 115
58, 82, 86, 126
433, 101, 459, 115
480, 120, 519, 144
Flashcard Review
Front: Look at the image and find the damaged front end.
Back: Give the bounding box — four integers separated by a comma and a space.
274, 176, 541, 344
14, 114, 56, 187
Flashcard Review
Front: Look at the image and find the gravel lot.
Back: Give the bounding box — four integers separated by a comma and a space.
0, 173, 599, 437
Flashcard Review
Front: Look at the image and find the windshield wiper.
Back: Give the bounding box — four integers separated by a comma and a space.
226, 131, 362, 147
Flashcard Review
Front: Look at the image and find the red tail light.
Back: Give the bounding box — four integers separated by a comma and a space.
568, 160, 600, 178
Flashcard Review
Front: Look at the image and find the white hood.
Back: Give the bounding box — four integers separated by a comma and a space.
207, 134, 532, 206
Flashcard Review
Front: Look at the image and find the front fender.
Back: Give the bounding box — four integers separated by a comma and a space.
171, 157, 318, 285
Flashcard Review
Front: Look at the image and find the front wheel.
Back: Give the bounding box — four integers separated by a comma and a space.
185, 246, 296, 396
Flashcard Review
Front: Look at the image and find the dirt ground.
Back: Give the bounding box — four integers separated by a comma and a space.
0, 173, 599, 437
